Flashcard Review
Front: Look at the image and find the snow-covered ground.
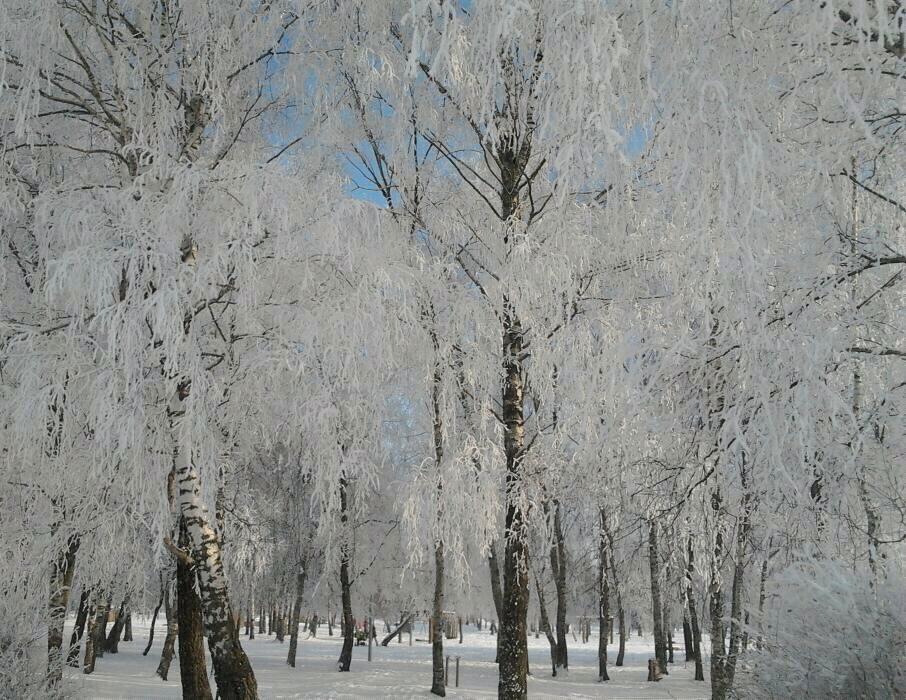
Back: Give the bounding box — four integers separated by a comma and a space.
66, 618, 710, 699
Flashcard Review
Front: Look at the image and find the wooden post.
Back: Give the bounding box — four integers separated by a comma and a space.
455, 655, 460, 687
445, 655, 450, 687
367, 616, 372, 662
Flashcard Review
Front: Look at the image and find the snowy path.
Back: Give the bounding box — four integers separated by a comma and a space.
67, 619, 710, 699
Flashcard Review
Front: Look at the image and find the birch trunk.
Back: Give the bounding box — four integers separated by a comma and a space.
170, 421, 257, 698
498, 297, 529, 700
177, 521, 213, 700
47, 536, 79, 684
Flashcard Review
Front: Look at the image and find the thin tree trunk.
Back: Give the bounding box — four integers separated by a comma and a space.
427, 355, 446, 696
648, 521, 667, 674
47, 535, 79, 685
381, 614, 412, 646
687, 539, 705, 682
597, 509, 610, 682
143, 593, 163, 656
156, 586, 178, 681
287, 568, 306, 668
337, 477, 354, 672
756, 558, 768, 651
431, 541, 446, 696
67, 588, 90, 667
550, 501, 569, 672
177, 520, 213, 700
488, 541, 504, 663
532, 567, 557, 677
601, 515, 626, 666
709, 490, 728, 699
123, 612, 133, 642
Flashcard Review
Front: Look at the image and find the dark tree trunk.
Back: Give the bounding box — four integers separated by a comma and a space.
94, 595, 110, 659
82, 600, 100, 675
597, 509, 610, 682
177, 521, 213, 700
549, 501, 569, 672
498, 298, 529, 700
381, 614, 413, 646
431, 542, 446, 696
488, 541, 504, 663
287, 568, 306, 667
709, 491, 728, 699
105, 598, 129, 653
602, 515, 626, 666
276, 603, 285, 643
143, 593, 163, 656
648, 521, 667, 674
337, 478, 355, 672
47, 535, 79, 685
532, 568, 557, 677
682, 615, 693, 662
67, 588, 90, 667
686, 536, 705, 681
427, 356, 446, 697
170, 400, 258, 700
156, 586, 177, 681
123, 613, 133, 642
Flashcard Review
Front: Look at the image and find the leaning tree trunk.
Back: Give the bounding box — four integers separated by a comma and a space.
550, 502, 569, 673
597, 509, 610, 682
157, 583, 178, 680
337, 477, 355, 672
532, 567, 557, 677
177, 521, 213, 700
143, 591, 163, 656
47, 535, 79, 685
104, 598, 129, 653
648, 521, 668, 675
170, 401, 258, 699
67, 588, 90, 667
287, 567, 306, 668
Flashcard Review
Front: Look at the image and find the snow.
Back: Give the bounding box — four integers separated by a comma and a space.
67, 619, 709, 699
